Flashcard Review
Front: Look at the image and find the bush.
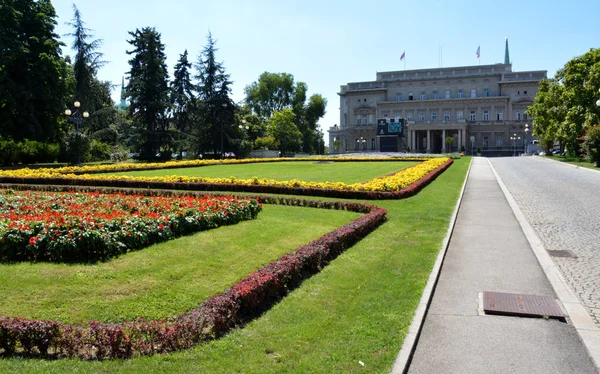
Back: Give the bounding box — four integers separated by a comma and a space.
0, 139, 21, 166
254, 136, 278, 150
581, 124, 600, 166
63, 131, 91, 165
110, 145, 130, 162
89, 140, 113, 162
91, 128, 119, 146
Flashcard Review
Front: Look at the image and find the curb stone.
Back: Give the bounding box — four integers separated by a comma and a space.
390, 158, 473, 374
487, 158, 600, 372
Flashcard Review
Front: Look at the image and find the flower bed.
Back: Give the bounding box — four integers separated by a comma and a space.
0, 158, 452, 199
0, 187, 386, 359
0, 189, 261, 263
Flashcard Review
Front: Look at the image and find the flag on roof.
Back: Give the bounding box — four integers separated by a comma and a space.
400, 51, 405, 61
476, 45, 480, 58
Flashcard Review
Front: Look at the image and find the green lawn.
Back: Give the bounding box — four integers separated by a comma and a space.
544, 155, 598, 169
0, 157, 470, 373
0, 205, 360, 324
105, 161, 418, 184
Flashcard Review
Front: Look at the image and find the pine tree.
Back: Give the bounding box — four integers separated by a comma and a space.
125, 27, 170, 160
0, 0, 71, 142
171, 50, 194, 132
66, 4, 104, 107
194, 32, 234, 158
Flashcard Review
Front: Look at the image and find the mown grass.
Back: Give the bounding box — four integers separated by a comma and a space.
105, 161, 418, 184
544, 154, 598, 170
0, 205, 360, 324
0, 157, 470, 373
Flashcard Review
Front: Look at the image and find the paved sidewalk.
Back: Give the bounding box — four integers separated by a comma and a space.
406, 158, 598, 373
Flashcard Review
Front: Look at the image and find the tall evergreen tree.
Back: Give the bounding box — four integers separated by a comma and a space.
0, 0, 71, 142
194, 32, 234, 157
66, 4, 104, 106
171, 50, 194, 133
125, 27, 170, 160
65, 5, 115, 137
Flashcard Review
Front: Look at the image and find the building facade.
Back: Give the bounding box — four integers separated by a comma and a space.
329, 42, 546, 156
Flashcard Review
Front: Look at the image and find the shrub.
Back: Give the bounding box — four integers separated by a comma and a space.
89, 140, 113, 162
63, 131, 91, 165
254, 136, 278, 150
581, 124, 600, 166
91, 128, 119, 146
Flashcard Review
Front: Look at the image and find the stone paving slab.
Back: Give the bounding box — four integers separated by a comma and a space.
407, 157, 597, 373
489, 157, 600, 328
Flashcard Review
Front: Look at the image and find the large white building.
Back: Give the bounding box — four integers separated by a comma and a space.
329, 39, 546, 156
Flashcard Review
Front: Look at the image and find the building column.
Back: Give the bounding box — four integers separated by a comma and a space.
426, 130, 431, 153
441, 129, 446, 152
457, 129, 462, 150
412, 130, 416, 151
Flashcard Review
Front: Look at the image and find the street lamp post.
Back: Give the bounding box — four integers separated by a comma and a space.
524, 124, 529, 155
220, 103, 227, 159
64, 101, 89, 165
510, 133, 521, 157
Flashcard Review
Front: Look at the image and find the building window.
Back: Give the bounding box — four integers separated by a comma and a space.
458, 89, 463, 98
356, 115, 362, 125
445, 90, 451, 99
523, 113, 528, 120
496, 135, 503, 147
484, 88, 489, 97
431, 112, 437, 121
408, 92, 414, 100
396, 92, 402, 101
407, 113, 413, 120
343, 113, 347, 128
516, 110, 521, 120
419, 113, 425, 122
470, 111, 476, 121
524, 90, 528, 95
420, 92, 426, 100
368, 114, 374, 124
483, 136, 489, 148
433, 91, 439, 99
371, 138, 375, 149
483, 110, 489, 121
497, 110, 503, 121
444, 112, 450, 121
457, 111, 463, 120
471, 89, 477, 98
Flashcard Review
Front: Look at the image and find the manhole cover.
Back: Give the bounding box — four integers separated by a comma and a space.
313, 161, 333, 164
482, 291, 564, 319
548, 250, 576, 258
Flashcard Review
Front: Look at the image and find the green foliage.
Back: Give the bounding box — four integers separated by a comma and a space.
89, 139, 112, 162
581, 125, 600, 166
267, 109, 302, 153
171, 50, 194, 134
245, 72, 327, 154
91, 128, 118, 145
110, 145, 130, 162
63, 131, 91, 164
126, 27, 171, 160
0, 138, 59, 165
254, 136, 278, 150
0, 0, 71, 142
528, 48, 600, 154
193, 32, 235, 157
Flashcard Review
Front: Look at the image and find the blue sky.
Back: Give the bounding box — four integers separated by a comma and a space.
51, 0, 599, 134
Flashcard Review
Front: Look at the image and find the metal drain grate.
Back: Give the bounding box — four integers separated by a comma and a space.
482, 291, 565, 319
548, 250, 576, 258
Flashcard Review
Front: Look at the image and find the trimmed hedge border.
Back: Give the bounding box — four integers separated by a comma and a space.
0, 159, 453, 200
0, 186, 387, 360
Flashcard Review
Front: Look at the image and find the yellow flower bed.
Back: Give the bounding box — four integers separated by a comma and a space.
0, 158, 450, 193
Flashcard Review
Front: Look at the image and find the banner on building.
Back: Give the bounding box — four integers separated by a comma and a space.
377, 118, 405, 137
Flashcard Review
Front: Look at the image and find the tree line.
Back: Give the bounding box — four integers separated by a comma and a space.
0, 1, 327, 165
527, 48, 600, 166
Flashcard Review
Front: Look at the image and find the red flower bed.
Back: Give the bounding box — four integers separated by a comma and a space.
0, 188, 387, 359
0, 190, 261, 263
